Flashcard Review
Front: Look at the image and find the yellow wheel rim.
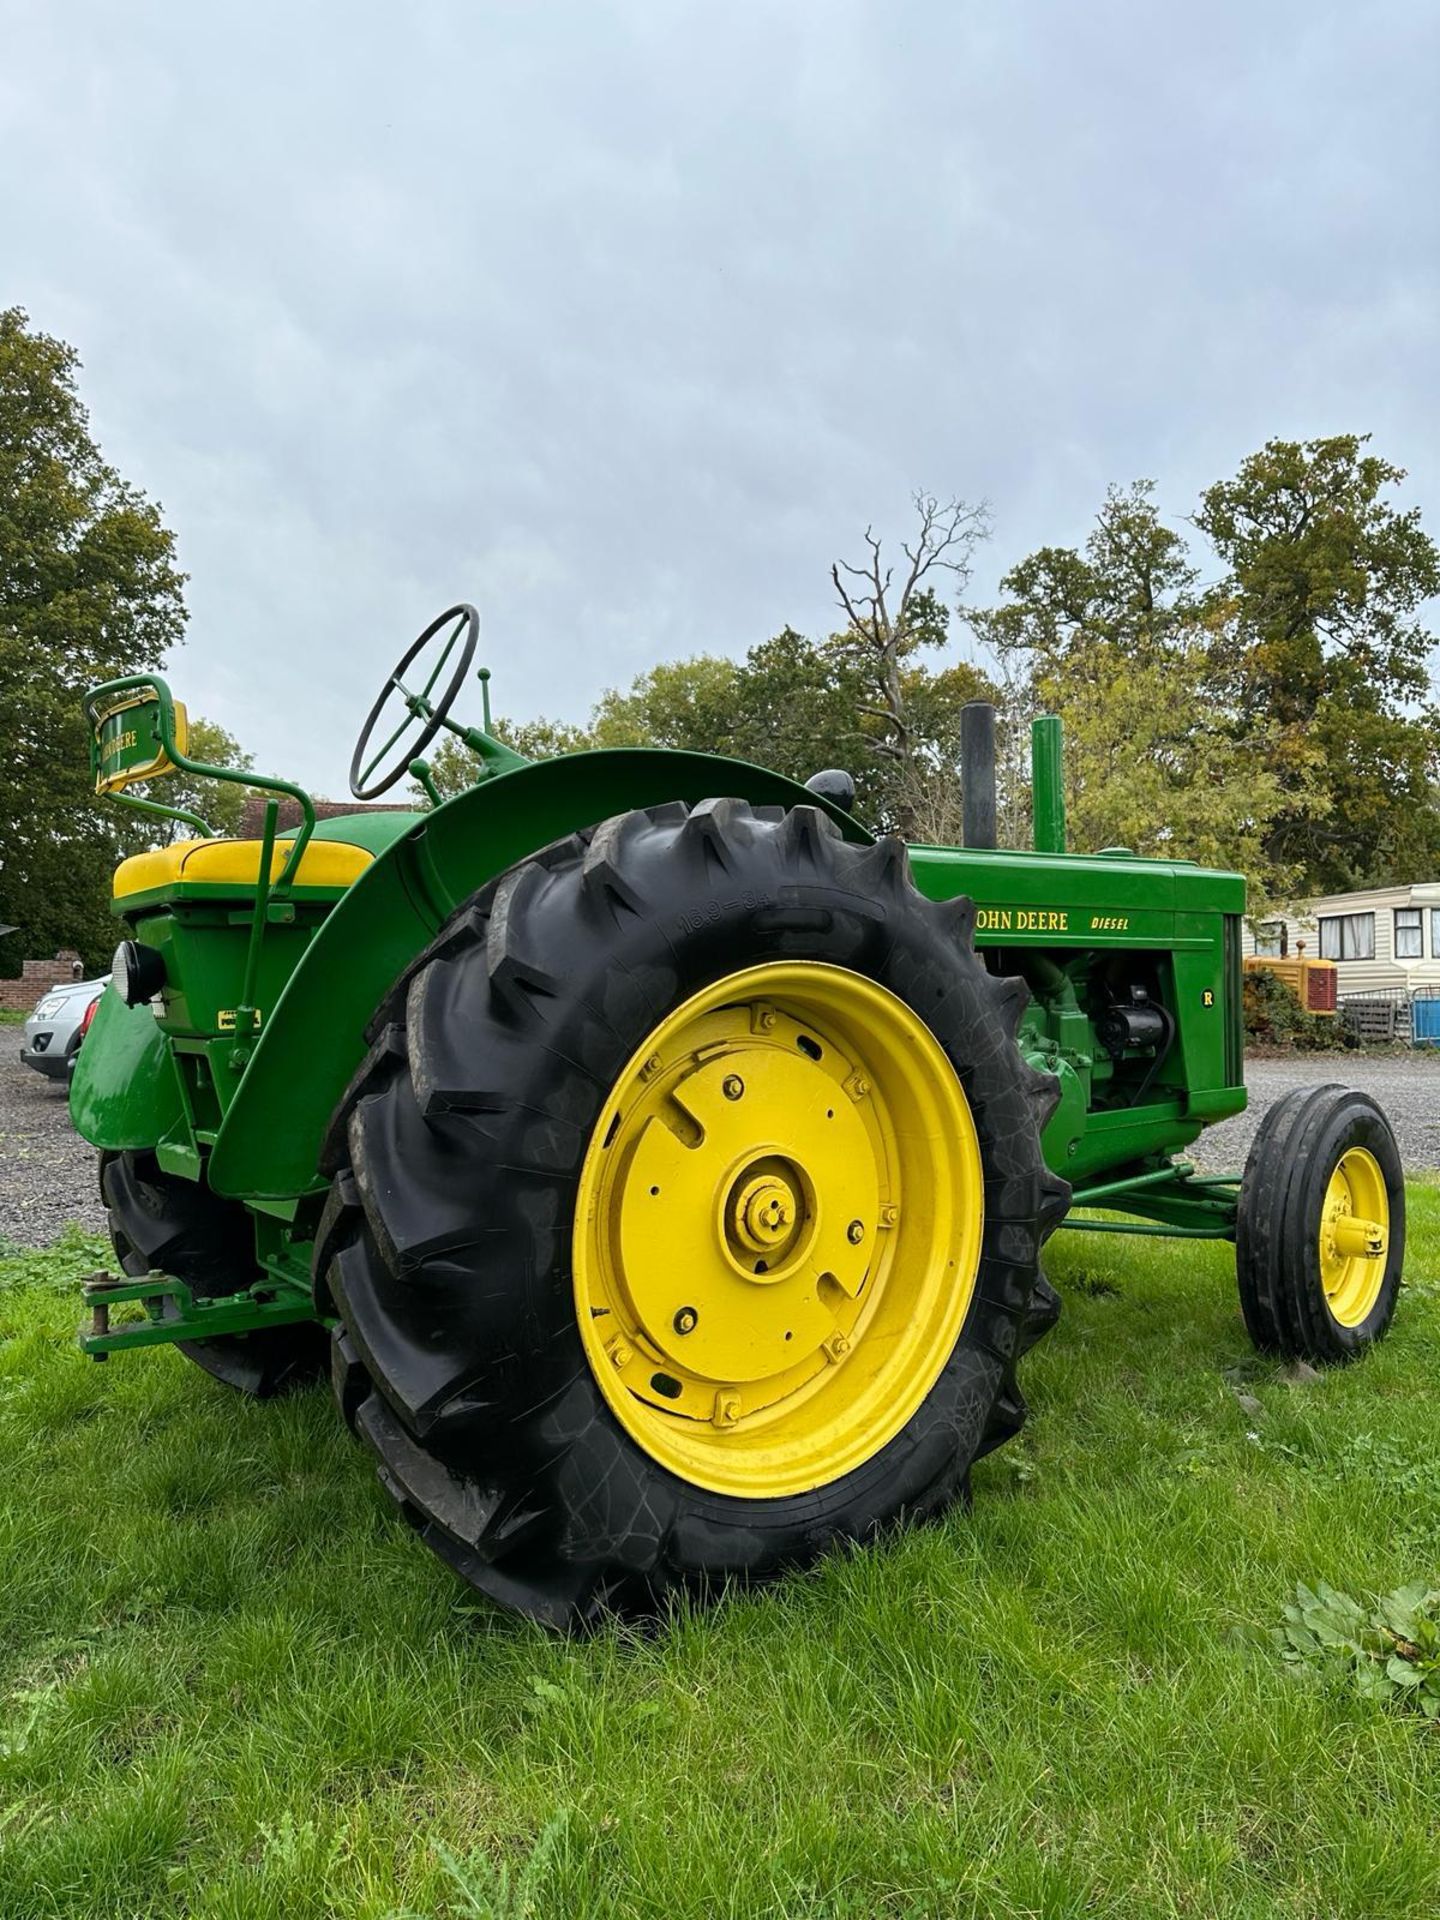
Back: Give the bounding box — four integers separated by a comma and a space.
1319, 1146, 1390, 1327
572, 961, 984, 1499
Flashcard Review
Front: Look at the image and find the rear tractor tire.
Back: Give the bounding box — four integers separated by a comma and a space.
318, 800, 1071, 1628
100, 1149, 327, 1398
1236, 1084, 1405, 1363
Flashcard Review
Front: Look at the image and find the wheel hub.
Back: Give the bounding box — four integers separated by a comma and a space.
1319, 1146, 1390, 1327
572, 962, 984, 1499
728, 1166, 803, 1264
618, 1046, 875, 1387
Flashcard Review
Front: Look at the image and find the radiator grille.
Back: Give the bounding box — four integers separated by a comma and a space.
1223, 915, 1244, 1084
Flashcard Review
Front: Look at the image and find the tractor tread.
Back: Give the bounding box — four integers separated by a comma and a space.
318, 799, 1069, 1628
1236, 1083, 1405, 1363
100, 1149, 327, 1398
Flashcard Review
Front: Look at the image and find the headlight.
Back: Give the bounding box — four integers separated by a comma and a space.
112, 940, 167, 1007
34, 994, 65, 1018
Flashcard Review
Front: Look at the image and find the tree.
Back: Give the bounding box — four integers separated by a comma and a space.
1195, 435, 1440, 892
1040, 637, 1295, 885
975, 482, 1199, 675
415, 629, 992, 840
590, 656, 738, 750
880, 659, 1004, 844
0, 308, 187, 968
417, 658, 740, 802
721, 628, 869, 784
830, 491, 993, 835
422, 713, 592, 799
973, 482, 1304, 900
418, 734, 474, 802
498, 715, 594, 761
415, 613, 1002, 841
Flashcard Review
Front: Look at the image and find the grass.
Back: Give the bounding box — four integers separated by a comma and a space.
2, 1196, 1439, 1920
0, 1009, 25, 1025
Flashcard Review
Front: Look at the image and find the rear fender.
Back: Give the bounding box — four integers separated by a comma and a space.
207, 750, 868, 1200
69, 989, 187, 1152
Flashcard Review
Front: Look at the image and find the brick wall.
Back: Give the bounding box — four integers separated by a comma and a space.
237, 796, 412, 837
0, 951, 87, 1013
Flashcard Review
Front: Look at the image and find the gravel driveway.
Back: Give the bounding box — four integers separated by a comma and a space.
0, 1051, 107, 1248
2, 1046, 1436, 1254
1188, 1053, 1440, 1175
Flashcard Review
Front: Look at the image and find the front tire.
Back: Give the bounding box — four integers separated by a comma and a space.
1235, 1085, 1404, 1362
319, 800, 1069, 1627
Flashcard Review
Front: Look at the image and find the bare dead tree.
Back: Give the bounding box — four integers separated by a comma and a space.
831, 491, 990, 836
883, 751, 967, 847
831, 490, 991, 761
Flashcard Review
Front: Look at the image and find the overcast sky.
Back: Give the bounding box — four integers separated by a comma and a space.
3, 1, 1437, 795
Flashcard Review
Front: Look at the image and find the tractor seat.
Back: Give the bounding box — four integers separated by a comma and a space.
112, 813, 424, 903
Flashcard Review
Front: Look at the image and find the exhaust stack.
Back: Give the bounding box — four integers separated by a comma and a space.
961, 700, 998, 849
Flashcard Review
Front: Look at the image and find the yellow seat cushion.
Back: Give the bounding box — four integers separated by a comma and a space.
114, 836, 374, 901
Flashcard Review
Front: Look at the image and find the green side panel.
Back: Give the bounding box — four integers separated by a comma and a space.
277, 812, 425, 855
906, 843, 1247, 922
207, 751, 867, 1201
69, 988, 187, 1151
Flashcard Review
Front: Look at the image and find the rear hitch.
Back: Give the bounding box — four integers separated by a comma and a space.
78, 1267, 315, 1359
82, 1269, 121, 1360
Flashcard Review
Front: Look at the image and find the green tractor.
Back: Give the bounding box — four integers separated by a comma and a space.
73, 605, 1406, 1627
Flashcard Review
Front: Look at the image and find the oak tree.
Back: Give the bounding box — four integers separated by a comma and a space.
1196, 435, 1440, 891
0, 308, 187, 969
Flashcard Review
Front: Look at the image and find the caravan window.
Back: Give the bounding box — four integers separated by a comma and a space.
1319, 912, 1375, 961
1395, 909, 1423, 960
1433, 909, 1440, 958
1254, 922, 1287, 958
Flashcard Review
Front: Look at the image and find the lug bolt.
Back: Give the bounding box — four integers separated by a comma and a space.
640, 1053, 663, 1081
847, 1220, 865, 1244
759, 1009, 777, 1031
673, 1306, 698, 1335
722, 1075, 745, 1101
608, 1338, 633, 1370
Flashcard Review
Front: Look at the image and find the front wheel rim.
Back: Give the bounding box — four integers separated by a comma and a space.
1319, 1146, 1390, 1327
572, 961, 984, 1499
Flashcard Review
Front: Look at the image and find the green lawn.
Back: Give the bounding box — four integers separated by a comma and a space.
2, 1195, 1438, 1920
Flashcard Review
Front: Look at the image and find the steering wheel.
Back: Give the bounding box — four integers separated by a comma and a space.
349, 604, 479, 799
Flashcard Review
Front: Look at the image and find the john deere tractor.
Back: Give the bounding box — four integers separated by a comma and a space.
73, 605, 1406, 1627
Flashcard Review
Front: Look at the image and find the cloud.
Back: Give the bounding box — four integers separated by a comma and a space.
3, 0, 1436, 793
